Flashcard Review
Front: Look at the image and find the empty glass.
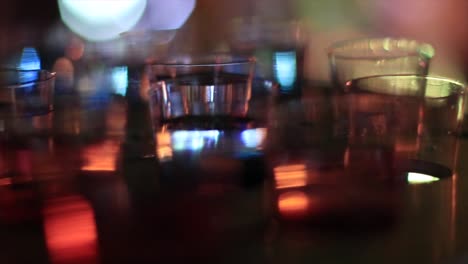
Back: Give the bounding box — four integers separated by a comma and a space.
0, 69, 55, 183
0, 69, 55, 118
328, 38, 434, 91
267, 75, 464, 226
268, 95, 402, 226
346, 75, 465, 182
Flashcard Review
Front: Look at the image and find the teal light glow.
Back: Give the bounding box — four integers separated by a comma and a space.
274, 51, 297, 89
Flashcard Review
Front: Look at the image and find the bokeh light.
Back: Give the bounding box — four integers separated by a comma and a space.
58, 0, 147, 42
133, 0, 196, 31
274, 164, 307, 189
111, 66, 128, 96
278, 191, 310, 217
81, 140, 120, 172
43, 196, 98, 264
407, 172, 440, 184
19, 47, 41, 70
241, 128, 267, 149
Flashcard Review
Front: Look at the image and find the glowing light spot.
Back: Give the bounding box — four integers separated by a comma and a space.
457, 97, 464, 122
274, 51, 297, 89
407, 172, 440, 184
58, 0, 147, 41
134, 0, 196, 31
241, 128, 267, 149
16, 47, 41, 84
81, 140, 120, 172
19, 47, 41, 70
278, 191, 309, 216
156, 131, 173, 160
43, 196, 98, 264
172, 130, 220, 151
112, 66, 128, 96
274, 164, 307, 189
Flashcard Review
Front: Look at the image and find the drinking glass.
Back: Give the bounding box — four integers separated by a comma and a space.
268, 94, 403, 226
0, 69, 55, 189
328, 38, 434, 91
346, 75, 465, 182
0, 69, 55, 118
147, 54, 275, 237
0, 68, 56, 225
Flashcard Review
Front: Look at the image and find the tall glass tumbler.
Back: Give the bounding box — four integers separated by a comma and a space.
328, 38, 434, 91
346, 75, 465, 181
148, 55, 275, 241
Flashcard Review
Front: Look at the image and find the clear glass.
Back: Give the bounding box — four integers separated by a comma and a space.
147, 55, 274, 232
267, 75, 464, 225
148, 55, 275, 158
267, 95, 402, 226
328, 38, 435, 90
149, 55, 257, 124
0, 69, 55, 117
0, 69, 56, 182
346, 75, 465, 180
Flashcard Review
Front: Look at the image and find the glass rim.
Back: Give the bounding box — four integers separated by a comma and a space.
148, 54, 256, 68
0, 68, 56, 88
345, 74, 466, 98
327, 37, 435, 60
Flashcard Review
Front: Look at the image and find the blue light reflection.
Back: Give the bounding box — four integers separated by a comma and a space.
241, 128, 267, 149
111, 66, 128, 96
172, 130, 220, 151
274, 51, 297, 89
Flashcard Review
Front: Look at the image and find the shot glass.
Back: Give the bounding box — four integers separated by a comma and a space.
0, 69, 55, 184
147, 54, 275, 237
346, 75, 465, 182
0, 69, 55, 118
328, 38, 434, 91
267, 94, 407, 227
0, 69, 55, 178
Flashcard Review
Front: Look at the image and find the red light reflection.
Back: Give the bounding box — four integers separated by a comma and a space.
43, 196, 98, 264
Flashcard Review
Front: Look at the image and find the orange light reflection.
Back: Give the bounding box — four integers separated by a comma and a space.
395, 141, 419, 153
43, 196, 98, 264
274, 164, 307, 189
81, 140, 120, 172
156, 131, 173, 161
278, 191, 310, 217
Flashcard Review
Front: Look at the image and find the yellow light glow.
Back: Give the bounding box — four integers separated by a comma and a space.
156, 131, 173, 161
274, 164, 307, 189
407, 172, 440, 184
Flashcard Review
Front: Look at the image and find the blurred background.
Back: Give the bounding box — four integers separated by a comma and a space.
0, 2, 466, 263
0, 0, 467, 82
